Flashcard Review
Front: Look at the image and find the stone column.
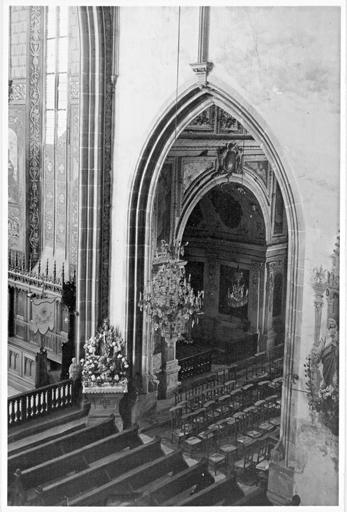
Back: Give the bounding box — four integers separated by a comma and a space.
262, 259, 284, 353
249, 262, 263, 339
312, 267, 327, 344
262, 262, 275, 352
158, 335, 180, 399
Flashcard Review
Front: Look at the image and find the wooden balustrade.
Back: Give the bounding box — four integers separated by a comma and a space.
8, 380, 74, 427
177, 345, 213, 381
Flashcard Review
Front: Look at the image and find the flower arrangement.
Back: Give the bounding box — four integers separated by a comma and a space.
81, 319, 129, 387
138, 240, 204, 341
304, 348, 339, 436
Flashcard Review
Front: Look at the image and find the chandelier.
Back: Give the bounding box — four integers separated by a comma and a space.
227, 267, 249, 308
138, 240, 204, 340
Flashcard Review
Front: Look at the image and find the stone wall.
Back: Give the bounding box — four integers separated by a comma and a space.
109, 7, 340, 505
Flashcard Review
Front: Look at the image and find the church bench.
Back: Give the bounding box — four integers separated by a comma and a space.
8, 416, 116, 477
176, 475, 244, 506
19, 425, 141, 490
68, 449, 187, 506
135, 459, 210, 506
8, 422, 86, 457
35, 438, 163, 506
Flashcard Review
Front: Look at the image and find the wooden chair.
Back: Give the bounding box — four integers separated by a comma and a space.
199, 429, 216, 455
224, 416, 237, 439
270, 357, 283, 379
169, 404, 185, 443
216, 394, 230, 418
243, 405, 258, 429
224, 379, 236, 394
254, 351, 267, 376
241, 383, 255, 408
207, 430, 227, 475
234, 442, 258, 484
182, 435, 203, 455
264, 394, 279, 419
218, 440, 238, 475
233, 411, 247, 436
216, 368, 226, 385
203, 399, 217, 424
229, 389, 242, 413
245, 356, 256, 381
254, 438, 271, 489
193, 408, 207, 433
226, 363, 238, 382
257, 380, 271, 400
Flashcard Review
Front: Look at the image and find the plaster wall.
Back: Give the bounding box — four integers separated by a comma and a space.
109, 7, 340, 505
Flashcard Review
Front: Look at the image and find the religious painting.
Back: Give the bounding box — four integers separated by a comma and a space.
8, 110, 26, 252
219, 264, 249, 319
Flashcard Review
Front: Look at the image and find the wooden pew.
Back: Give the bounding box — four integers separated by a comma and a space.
135, 459, 210, 506
8, 417, 116, 477
20, 425, 141, 490
8, 422, 86, 457
68, 449, 187, 506
176, 475, 244, 506
33, 437, 164, 506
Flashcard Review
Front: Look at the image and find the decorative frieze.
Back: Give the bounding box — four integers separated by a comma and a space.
218, 108, 246, 134
28, 6, 42, 265
9, 81, 26, 103
189, 106, 215, 131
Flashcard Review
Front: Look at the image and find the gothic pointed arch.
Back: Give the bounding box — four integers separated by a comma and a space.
127, 82, 305, 465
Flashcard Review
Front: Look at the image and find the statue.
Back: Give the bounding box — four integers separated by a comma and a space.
318, 318, 338, 390
69, 357, 82, 403
305, 317, 339, 435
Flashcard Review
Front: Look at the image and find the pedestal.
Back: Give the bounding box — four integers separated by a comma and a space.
83, 383, 127, 431
267, 461, 295, 505
158, 359, 180, 399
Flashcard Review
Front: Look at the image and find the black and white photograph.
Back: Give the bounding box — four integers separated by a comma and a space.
2, 1, 346, 509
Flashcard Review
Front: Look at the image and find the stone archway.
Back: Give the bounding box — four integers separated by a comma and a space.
127, 82, 305, 468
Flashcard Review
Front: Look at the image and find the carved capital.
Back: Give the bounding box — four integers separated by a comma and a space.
190, 61, 214, 86
312, 266, 327, 295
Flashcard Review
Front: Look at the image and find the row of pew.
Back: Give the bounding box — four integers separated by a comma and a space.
8, 415, 245, 507
169, 351, 283, 487
174, 347, 284, 406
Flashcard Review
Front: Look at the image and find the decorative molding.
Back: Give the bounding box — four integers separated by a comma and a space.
244, 160, 269, 188
188, 106, 215, 131
9, 81, 27, 103
190, 61, 214, 87
190, 7, 213, 87
28, 6, 42, 265
99, 8, 114, 321
69, 78, 80, 102
218, 108, 245, 134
